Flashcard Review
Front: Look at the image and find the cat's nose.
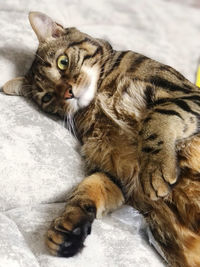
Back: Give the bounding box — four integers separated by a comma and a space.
64, 84, 74, 99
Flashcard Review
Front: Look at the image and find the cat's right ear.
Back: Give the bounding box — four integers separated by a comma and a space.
29, 11, 65, 43
3, 77, 28, 96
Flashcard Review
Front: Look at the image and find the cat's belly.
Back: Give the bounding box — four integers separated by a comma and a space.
81, 131, 140, 197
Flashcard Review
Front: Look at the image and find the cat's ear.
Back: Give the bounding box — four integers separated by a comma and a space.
29, 11, 65, 42
3, 77, 28, 96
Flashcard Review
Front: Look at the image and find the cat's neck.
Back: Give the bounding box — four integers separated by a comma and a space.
74, 86, 139, 144
74, 99, 99, 143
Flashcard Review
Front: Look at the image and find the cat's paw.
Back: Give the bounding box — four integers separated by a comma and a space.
140, 151, 178, 200
46, 205, 96, 257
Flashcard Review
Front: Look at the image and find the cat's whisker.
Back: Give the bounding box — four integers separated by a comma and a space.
35, 53, 46, 63
27, 50, 46, 63
64, 107, 69, 131
65, 113, 78, 141
63, 112, 66, 128
70, 116, 78, 141
34, 52, 44, 61
66, 112, 72, 137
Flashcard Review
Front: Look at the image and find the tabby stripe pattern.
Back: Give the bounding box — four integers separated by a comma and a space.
159, 65, 185, 81
145, 85, 155, 105
105, 51, 128, 78
68, 38, 89, 48
148, 76, 191, 94
97, 57, 112, 88
152, 95, 200, 106
145, 134, 158, 141
128, 54, 148, 73
173, 99, 200, 116
150, 97, 200, 117
154, 108, 183, 118
82, 46, 103, 63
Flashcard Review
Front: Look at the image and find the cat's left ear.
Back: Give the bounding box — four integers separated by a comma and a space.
3, 77, 28, 96
29, 11, 65, 42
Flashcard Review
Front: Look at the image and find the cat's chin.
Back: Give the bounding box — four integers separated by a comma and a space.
67, 98, 80, 115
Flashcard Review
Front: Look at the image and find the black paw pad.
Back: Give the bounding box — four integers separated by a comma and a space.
57, 220, 92, 257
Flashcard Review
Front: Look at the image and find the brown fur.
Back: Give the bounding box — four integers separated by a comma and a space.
3, 11, 200, 266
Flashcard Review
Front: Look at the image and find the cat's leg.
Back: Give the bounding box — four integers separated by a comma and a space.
147, 201, 200, 267
143, 135, 200, 266
138, 101, 199, 200
46, 172, 124, 257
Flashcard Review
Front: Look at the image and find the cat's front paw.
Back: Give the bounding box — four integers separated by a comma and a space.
140, 151, 178, 200
46, 205, 95, 257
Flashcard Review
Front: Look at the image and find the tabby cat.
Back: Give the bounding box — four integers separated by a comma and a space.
4, 11, 200, 267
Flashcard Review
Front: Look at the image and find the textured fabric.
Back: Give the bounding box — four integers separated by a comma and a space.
0, 0, 200, 266
0, 93, 84, 211
3, 204, 163, 267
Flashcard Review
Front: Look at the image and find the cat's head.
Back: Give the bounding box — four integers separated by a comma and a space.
3, 12, 113, 117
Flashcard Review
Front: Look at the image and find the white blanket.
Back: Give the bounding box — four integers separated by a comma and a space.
0, 0, 200, 266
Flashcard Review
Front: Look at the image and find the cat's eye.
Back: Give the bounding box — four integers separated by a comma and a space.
57, 55, 69, 70
42, 93, 53, 103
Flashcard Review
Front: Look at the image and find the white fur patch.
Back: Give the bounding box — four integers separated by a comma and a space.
77, 66, 99, 108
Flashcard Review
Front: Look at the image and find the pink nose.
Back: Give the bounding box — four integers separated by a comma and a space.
64, 88, 74, 99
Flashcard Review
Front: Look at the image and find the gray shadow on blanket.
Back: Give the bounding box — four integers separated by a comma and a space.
0, 45, 65, 123
0, 45, 34, 77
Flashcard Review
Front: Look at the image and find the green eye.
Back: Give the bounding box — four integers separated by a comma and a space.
42, 93, 53, 103
57, 55, 69, 70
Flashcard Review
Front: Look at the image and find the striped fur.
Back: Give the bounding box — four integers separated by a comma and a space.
4, 12, 200, 266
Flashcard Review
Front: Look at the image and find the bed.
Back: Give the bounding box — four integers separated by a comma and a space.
0, 0, 200, 266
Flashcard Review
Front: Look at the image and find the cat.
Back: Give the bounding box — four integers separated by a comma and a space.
3, 11, 200, 267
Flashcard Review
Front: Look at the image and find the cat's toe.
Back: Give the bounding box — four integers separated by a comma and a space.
151, 168, 171, 198
161, 159, 179, 185
47, 219, 92, 257
141, 162, 172, 200
46, 205, 95, 257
